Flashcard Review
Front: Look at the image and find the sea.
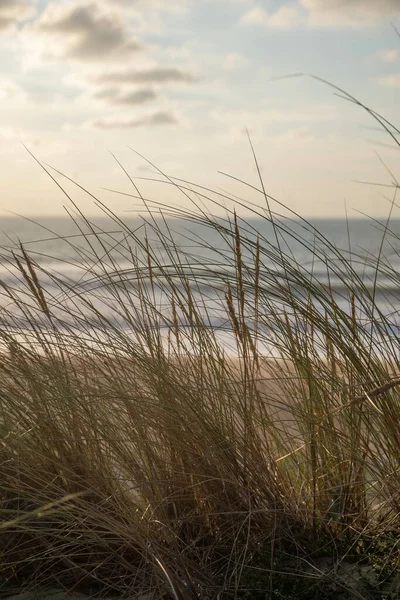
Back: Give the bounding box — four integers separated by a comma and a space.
0, 215, 399, 356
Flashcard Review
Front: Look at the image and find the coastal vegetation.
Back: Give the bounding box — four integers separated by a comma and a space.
0, 90, 399, 599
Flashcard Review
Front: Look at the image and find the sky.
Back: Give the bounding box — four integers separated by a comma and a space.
0, 0, 399, 218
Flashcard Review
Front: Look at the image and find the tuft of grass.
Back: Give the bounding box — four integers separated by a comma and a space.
0, 92, 399, 599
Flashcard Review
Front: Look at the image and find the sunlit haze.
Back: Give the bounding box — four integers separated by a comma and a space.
0, 0, 399, 217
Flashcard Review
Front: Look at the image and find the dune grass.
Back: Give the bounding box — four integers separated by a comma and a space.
0, 99, 400, 599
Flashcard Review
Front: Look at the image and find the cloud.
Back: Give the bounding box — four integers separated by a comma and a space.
205, 0, 250, 3
223, 53, 247, 71
270, 126, 316, 144
102, 0, 189, 11
90, 110, 180, 129
0, 81, 21, 100
240, 5, 304, 28
210, 106, 335, 127
240, 0, 400, 29
0, 0, 35, 31
93, 66, 196, 85
21, 80, 80, 103
240, 6, 269, 26
268, 5, 304, 27
24, 1, 142, 62
379, 74, 400, 87
378, 49, 399, 63
93, 87, 157, 104
300, 0, 400, 26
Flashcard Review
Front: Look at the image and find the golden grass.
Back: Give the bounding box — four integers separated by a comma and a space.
0, 91, 399, 598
